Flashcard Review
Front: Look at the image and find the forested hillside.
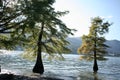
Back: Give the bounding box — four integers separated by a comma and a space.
67, 37, 120, 56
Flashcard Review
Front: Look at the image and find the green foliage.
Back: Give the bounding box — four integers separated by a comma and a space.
15, 0, 74, 59
78, 17, 112, 60
0, 0, 27, 50
0, 0, 75, 60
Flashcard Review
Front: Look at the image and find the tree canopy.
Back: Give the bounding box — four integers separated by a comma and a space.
0, 0, 75, 54
78, 17, 111, 60
0, 0, 27, 49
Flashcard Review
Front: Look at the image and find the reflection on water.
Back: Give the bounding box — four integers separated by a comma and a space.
0, 51, 120, 80
77, 72, 99, 80
94, 73, 98, 80
75, 72, 97, 80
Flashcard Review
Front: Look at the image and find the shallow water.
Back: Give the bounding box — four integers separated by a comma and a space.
0, 50, 120, 80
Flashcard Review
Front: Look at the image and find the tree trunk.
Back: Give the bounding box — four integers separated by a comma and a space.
32, 46, 44, 74
32, 22, 44, 74
93, 37, 98, 73
93, 52, 98, 73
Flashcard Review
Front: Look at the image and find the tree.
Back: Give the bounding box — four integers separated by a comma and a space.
78, 17, 112, 73
15, 0, 75, 74
0, 0, 75, 74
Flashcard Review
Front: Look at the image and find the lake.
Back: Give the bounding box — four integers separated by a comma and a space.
0, 50, 120, 80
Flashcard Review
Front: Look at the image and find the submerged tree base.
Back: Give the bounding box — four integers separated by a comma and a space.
33, 65, 44, 75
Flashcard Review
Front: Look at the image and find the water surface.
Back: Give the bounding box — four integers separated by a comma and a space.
0, 50, 120, 80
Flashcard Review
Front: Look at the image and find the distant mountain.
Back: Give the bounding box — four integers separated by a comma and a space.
105, 40, 120, 56
67, 37, 82, 54
67, 37, 120, 56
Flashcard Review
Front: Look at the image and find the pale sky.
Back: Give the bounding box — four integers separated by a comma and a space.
53, 0, 120, 40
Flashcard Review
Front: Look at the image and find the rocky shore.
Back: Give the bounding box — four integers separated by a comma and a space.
0, 74, 63, 80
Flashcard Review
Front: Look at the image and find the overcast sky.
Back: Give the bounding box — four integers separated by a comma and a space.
54, 0, 120, 40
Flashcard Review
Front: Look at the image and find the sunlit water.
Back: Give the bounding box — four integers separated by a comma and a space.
0, 50, 120, 80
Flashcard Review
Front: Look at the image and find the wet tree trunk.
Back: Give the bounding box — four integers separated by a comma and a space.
93, 49, 98, 73
33, 22, 44, 74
